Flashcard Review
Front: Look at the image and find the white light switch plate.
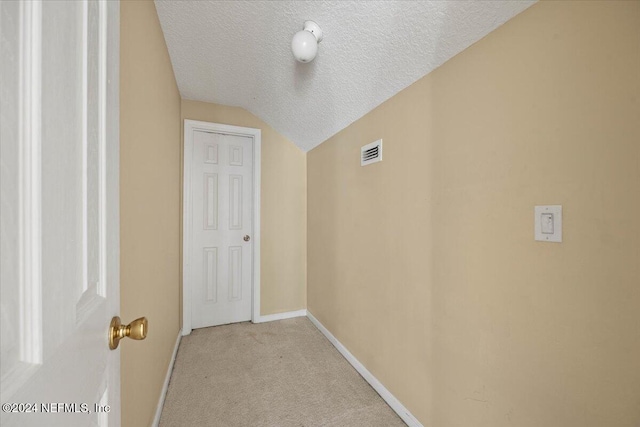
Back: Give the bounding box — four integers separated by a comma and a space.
535, 205, 562, 242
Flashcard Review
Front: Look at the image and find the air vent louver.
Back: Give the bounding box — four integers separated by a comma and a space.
361, 139, 382, 166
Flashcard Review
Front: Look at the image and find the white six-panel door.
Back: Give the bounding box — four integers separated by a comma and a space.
187, 125, 256, 329
0, 1, 120, 426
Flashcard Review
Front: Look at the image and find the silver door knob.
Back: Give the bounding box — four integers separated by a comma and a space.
243, 235, 250, 242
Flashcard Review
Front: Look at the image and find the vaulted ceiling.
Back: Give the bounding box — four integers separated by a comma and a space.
155, 1, 536, 152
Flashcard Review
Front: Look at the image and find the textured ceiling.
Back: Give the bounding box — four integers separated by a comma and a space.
155, 1, 536, 152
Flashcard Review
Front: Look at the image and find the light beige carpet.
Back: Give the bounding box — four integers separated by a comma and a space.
159, 317, 406, 427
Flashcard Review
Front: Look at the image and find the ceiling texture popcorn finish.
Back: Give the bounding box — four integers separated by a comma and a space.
155, 0, 536, 152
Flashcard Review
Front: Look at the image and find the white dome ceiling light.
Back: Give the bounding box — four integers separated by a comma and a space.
291, 20, 323, 63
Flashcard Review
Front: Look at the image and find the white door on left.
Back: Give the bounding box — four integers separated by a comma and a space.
0, 1, 121, 426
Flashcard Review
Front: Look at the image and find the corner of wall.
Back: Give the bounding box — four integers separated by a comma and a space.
120, 1, 182, 425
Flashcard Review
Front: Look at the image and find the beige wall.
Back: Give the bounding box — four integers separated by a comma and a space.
307, 2, 640, 426
181, 100, 307, 316
120, 1, 181, 426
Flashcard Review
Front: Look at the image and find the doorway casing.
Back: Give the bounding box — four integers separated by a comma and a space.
182, 120, 261, 335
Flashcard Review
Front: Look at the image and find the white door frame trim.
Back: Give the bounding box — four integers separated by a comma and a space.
182, 120, 261, 335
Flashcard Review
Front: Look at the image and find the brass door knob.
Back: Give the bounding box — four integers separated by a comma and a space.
109, 316, 148, 350
243, 235, 250, 242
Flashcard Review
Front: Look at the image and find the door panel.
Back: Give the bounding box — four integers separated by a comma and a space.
0, 1, 120, 425
190, 131, 253, 328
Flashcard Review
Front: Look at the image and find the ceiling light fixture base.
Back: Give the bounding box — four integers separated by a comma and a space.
303, 20, 323, 42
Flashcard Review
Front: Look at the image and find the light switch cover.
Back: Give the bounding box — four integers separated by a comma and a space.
535, 205, 562, 242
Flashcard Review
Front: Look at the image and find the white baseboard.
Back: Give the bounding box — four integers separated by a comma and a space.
152, 330, 182, 427
254, 309, 307, 324
306, 312, 424, 427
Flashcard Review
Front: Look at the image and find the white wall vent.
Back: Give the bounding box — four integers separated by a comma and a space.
361, 139, 382, 166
